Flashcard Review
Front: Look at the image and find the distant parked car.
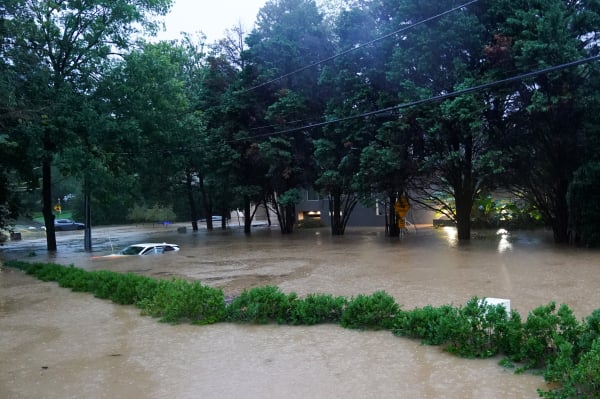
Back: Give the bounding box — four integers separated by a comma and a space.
106, 243, 180, 256
199, 216, 223, 222
54, 218, 85, 231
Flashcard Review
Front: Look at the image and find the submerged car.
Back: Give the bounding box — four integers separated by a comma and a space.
109, 243, 180, 256
54, 218, 85, 231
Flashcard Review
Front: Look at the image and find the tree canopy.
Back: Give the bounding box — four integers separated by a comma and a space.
2, 0, 599, 247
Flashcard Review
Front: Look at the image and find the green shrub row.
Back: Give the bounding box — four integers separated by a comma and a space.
5, 260, 599, 398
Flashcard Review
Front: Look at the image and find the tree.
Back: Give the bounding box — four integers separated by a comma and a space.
317, 4, 403, 236
492, 0, 600, 243
568, 162, 600, 247
243, 0, 333, 234
384, 0, 506, 240
3, 0, 172, 251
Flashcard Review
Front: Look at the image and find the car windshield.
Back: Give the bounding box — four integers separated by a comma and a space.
119, 245, 145, 255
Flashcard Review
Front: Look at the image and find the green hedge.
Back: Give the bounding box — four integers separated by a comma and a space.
5, 260, 599, 399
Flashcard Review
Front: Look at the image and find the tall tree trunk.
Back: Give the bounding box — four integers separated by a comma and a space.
42, 154, 56, 252
244, 195, 252, 234
83, 192, 92, 251
387, 193, 399, 238
198, 175, 213, 230
329, 191, 357, 236
455, 137, 474, 241
330, 191, 343, 236
185, 172, 199, 232
455, 193, 472, 241
282, 204, 295, 234
551, 181, 571, 243
263, 199, 272, 226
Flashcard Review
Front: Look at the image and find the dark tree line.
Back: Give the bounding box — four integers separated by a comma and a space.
1, 0, 599, 250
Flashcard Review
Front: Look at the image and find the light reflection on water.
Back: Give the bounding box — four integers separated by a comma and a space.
442, 226, 458, 247
496, 229, 513, 254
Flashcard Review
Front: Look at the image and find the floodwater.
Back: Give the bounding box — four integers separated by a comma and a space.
1, 223, 599, 398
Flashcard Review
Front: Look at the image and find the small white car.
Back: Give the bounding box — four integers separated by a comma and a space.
109, 243, 180, 256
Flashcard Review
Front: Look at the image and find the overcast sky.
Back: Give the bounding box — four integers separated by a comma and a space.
154, 0, 268, 43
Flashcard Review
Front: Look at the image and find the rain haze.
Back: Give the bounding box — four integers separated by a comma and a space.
155, 0, 268, 42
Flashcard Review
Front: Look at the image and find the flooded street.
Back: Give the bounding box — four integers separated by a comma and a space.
1, 224, 599, 398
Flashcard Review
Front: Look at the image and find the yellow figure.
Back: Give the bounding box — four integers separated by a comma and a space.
394, 195, 410, 218
397, 217, 406, 229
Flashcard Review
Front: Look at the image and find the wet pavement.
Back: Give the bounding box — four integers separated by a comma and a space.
1, 223, 598, 398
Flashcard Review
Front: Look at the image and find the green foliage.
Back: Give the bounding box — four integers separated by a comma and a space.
579, 309, 600, 355
471, 195, 543, 229
297, 218, 325, 228
139, 279, 225, 325
288, 293, 347, 325
226, 286, 296, 324
568, 162, 600, 247
22, 261, 71, 281
444, 297, 511, 358
56, 267, 92, 292
341, 291, 399, 330
127, 204, 177, 224
126, 204, 148, 224
496, 310, 525, 360
87, 271, 159, 305
393, 304, 457, 345
519, 302, 581, 371
277, 189, 301, 207
539, 338, 600, 399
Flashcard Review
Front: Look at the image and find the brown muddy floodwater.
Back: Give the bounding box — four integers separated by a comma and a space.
1, 223, 599, 398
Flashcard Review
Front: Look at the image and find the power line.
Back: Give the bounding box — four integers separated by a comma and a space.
230, 54, 600, 142
245, 0, 479, 92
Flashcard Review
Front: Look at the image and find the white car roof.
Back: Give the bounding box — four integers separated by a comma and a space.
128, 243, 178, 247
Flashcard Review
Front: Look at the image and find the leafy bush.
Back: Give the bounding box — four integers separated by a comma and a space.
87, 270, 120, 300
139, 278, 225, 324
226, 285, 295, 324
496, 310, 524, 360
127, 203, 177, 224
518, 302, 581, 370
540, 337, 600, 399
87, 271, 158, 305
471, 194, 543, 229
25, 262, 70, 281
393, 304, 456, 345
444, 297, 511, 358
56, 267, 91, 291
578, 308, 600, 356
288, 293, 347, 325
341, 291, 399, 330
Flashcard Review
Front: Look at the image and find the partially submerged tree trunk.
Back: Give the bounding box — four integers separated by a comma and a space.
454, 191, 473, 241
42, 150, 56, 252
329, 191, 358, 236
198, 175, 215, 230
185, 171, 199, 232
243, 194, 252, 234
387, 193, 400, 238
281, 203, 296, 234
83, 192, 92, 251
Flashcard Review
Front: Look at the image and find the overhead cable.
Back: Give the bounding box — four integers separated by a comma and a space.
231, 54, 600, 142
